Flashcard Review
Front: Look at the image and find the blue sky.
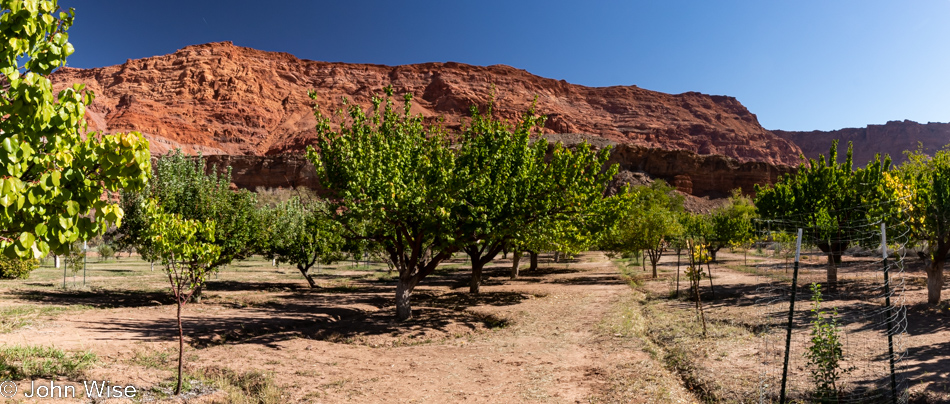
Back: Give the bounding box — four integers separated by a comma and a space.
60, 1, 950, 131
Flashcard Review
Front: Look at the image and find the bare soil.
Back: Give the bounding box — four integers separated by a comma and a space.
0, 253, 694, 403
1, 249, 948, 403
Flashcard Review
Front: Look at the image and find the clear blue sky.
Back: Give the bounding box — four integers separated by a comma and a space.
60, 0, 950, 131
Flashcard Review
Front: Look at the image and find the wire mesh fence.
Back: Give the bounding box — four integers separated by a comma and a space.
752, 213, 909, 403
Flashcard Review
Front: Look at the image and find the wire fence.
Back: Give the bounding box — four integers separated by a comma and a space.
753, 211, 909, 403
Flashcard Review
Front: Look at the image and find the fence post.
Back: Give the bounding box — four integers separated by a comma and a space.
780, 228, 803, 404
881, 223, 898, 404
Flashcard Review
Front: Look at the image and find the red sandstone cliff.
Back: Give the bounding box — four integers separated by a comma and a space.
772, 120, 950, 167
52, 41, 802, 167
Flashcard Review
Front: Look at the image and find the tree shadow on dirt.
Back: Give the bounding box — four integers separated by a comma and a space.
32, 282, 530, 350
880, 339, 950, 400
10, 288, 176, 307
515, 267, 585, 277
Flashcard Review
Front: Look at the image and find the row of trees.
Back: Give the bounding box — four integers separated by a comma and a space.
103, 91, 631, 322
598, 182, 758, 278
306, 91, 626, 320
755, 140, 950, 305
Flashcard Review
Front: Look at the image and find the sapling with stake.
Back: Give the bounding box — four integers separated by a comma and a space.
145, 200, 220, 395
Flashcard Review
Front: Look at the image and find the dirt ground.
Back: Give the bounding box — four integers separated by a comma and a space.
0, 250, 948, 403
0, 253, 695, 403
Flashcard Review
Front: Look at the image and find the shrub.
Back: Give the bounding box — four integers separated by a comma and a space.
804, 283, 853, 401
0, 257, 39, 279
98, 244, 116, 262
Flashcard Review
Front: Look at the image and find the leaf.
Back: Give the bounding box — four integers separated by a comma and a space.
17, 232, 35, 248
65, 200, 79, 216
1, 137, 14, 153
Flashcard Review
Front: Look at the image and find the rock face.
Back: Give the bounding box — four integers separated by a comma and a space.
772, 120, 950, 167
51, 41, 806, 195
203, 154, 322, 191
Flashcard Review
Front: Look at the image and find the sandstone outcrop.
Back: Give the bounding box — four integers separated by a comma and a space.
51, 41, 807, 195
772, 120, 950, 167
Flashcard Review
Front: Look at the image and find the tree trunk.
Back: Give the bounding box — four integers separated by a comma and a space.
708, 247, 719, 262
150, 261, 154, 272
648, 249, 661, 278
817, 241, 848, 265
511, 251, 522, 279
529, 251, 538, 271
396, 279, 414, 321
190, 284, 203, 303
470, 259, 484, 294
676, 250, 681, 298
928, 259, 945, 305
299, 266, 318, 288
553, 251, 560, 263
175, 299, 184, 395
827, 259, 838, 285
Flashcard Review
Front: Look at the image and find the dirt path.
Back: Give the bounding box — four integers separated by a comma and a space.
2, 252, 697, 403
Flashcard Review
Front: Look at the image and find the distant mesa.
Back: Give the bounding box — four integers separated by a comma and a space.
62, 41, 941, 197
51, 41, 801, 164
772, 120, 950, 167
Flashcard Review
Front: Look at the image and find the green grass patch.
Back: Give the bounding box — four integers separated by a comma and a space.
0, 304, 92, 333
0, 345, 96, 379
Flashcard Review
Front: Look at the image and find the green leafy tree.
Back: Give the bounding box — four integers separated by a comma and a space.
0, 256, 38, 279
706, 190, 757, 262
453, 102, 618, 292
893, 148, 950, 304
261, 197, 346, 288
601, 181, 683, 278
307, 89, 459, 320
116, 150, 261, 297
0, 0, 151, 259
755, 141, 890, 284
110, 190, 158, 268
149, 151, 261, 272
772, 230, 798, 273
145, 199, 220, 395
96, 243, 115, 262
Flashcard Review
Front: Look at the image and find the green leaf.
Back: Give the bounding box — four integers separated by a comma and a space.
1, 137, 14, 153
65, 200, 79, 216
17, 232, 35, 248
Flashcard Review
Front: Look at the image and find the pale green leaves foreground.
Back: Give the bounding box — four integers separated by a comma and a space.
143, 198, 219, 395
0, 0, 151, 259
144, 200, 220, 282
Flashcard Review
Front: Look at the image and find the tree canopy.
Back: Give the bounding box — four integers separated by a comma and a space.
452, 101, 618, 292
755, 140, 890, 283
0, 0, 151, 259
600, 181, 683, 278
307, 89, 459, 320
115, 150, 261, 278
261, 196, 346, 288
892, 148, 950, 304
307, 88, 621, 318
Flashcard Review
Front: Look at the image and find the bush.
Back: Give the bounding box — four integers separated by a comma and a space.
0, 257, 39, 279
98, 244, 116, 262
